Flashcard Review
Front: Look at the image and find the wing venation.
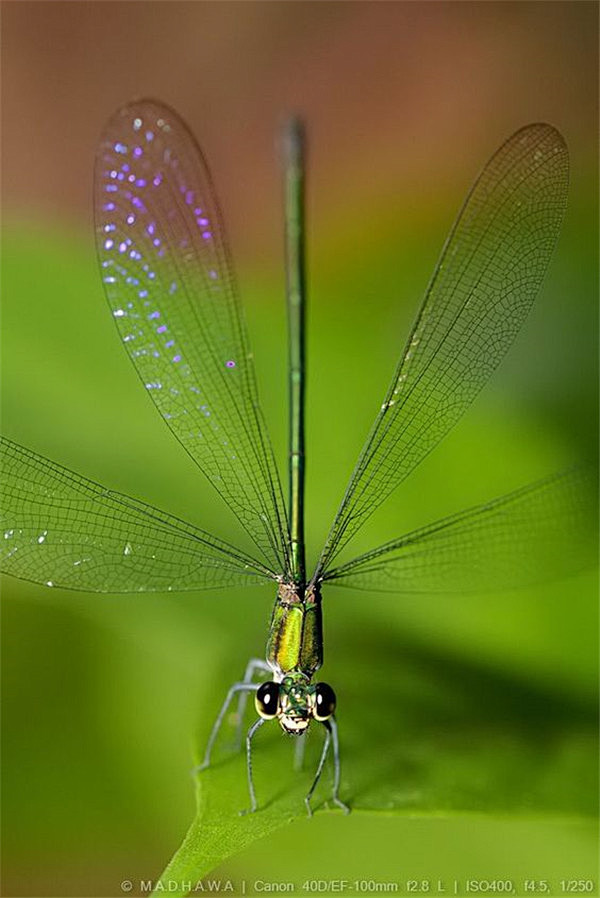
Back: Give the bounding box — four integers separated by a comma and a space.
95, 99, 289, 572
324, 467, 597, 593
1, 437, 274, 593
315, 124, 569, 576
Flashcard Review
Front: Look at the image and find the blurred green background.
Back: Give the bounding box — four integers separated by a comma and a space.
1, 3, 598, 897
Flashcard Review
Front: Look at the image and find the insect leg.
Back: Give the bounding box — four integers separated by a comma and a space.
304, 723, 331, 817
234, 657, 272, 747
328, 716, 350, 813
194, 682, 259, 772
239, 717, 267, 815
294, 730, 307, 771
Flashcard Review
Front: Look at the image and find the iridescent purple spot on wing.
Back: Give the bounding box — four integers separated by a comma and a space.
93, 99, 289, 573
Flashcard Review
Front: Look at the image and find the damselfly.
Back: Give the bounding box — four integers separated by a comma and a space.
1, 100, 593, 816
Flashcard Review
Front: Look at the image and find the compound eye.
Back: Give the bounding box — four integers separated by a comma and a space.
255, 681, 280, 719
314, 682, 336, 721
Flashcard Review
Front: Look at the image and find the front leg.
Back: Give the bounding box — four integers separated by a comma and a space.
239, 717, 267, 815
328, 716, 350, 813
304, 717, 350, 816
304, 723, 331, 817
194, 681, 259, 773
294, 730, 307, 771
234, 658, 272, 747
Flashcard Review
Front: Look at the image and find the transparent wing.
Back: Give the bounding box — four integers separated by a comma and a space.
0, 437, 275, 593
323, 467, 597, 593
95, 99, 289, 573
315, 123, 569, 576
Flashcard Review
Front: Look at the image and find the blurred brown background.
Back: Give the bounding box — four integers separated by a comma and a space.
3, 2, 597, 254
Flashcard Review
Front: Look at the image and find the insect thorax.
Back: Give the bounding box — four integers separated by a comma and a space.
266, 581, 323, 679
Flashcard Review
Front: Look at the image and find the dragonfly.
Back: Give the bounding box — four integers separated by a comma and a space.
1, 100, 594, 816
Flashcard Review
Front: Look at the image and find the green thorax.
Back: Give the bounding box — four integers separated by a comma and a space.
266, 581, 323, 678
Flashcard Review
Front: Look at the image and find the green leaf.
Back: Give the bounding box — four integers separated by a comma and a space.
2, 229, 596, 893
156, 757, 309, 894
154, 587, 597, 895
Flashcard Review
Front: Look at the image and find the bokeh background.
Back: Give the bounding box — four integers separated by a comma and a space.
1, 3, 598, 897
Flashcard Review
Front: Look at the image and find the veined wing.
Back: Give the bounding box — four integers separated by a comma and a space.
315, 124, 569, 576
0, 437, 275, 593
95, 100, 289, 573
323, 467, 597, 593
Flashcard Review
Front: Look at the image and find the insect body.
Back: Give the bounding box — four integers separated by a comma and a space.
266, 582, 323, 686
2, 100, 593, 817
199, 579, 345, 814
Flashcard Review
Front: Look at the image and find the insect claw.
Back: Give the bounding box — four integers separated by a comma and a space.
239, 803, 257, 817
304, 796, 314, 818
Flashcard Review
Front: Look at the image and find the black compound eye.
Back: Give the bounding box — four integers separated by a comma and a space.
255, 681, 280, 719
313, 682, 336, 721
